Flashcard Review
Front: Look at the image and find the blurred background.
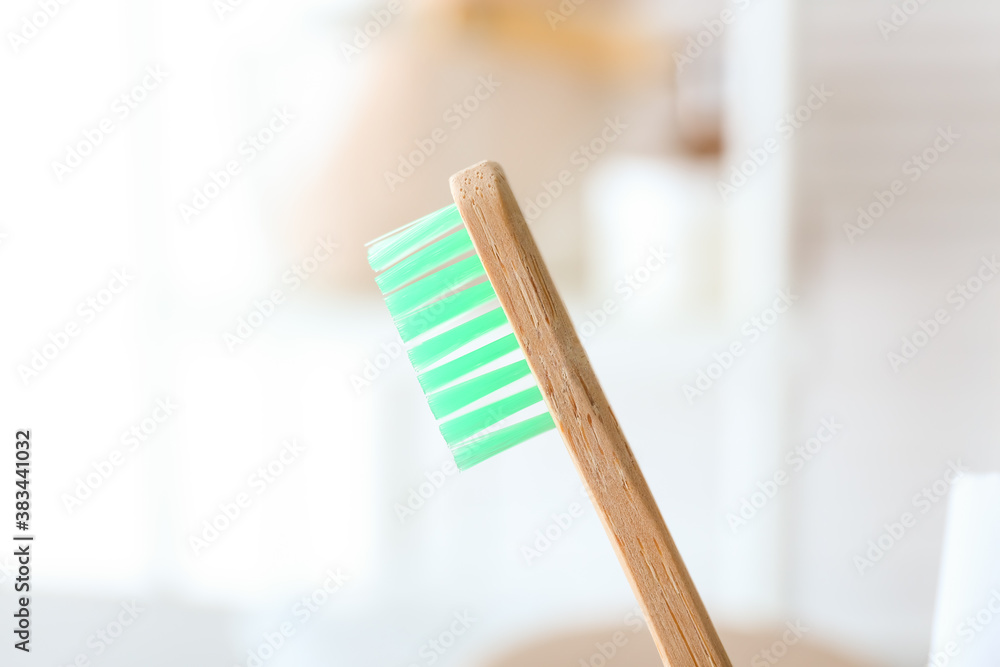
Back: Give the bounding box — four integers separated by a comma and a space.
2, 0, 1000, 665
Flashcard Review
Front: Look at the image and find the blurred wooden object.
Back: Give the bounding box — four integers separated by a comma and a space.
292, 0, 681, 294
481, 624, 886, 667
428, 0, 673, 81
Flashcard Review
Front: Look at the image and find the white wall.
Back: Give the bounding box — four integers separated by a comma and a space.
788, 0, 1000, 664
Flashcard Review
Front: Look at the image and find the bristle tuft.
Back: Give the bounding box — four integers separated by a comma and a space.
367, 204, 556, 469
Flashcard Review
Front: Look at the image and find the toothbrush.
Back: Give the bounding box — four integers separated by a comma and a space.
366, 161, 731, 667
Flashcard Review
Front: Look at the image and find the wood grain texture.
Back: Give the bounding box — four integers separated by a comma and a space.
450, 161, 731, 667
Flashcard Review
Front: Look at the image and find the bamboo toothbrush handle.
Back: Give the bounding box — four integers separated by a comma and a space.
450, 162, 731, 667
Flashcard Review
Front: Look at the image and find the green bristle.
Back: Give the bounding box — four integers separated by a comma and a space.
426, 359, 531, 419
367, 205, 463, 273
376, 228, 474, 294
451, 413, 556, 470
407, 308, 506, 372
439, 386, 544, 445
417, 333, 519, 393
384, 254, 485, 319
367, 203, 556, 469
395, 281, 496, 343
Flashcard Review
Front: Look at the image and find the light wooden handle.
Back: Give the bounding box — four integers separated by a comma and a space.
450, 161, 731, 667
